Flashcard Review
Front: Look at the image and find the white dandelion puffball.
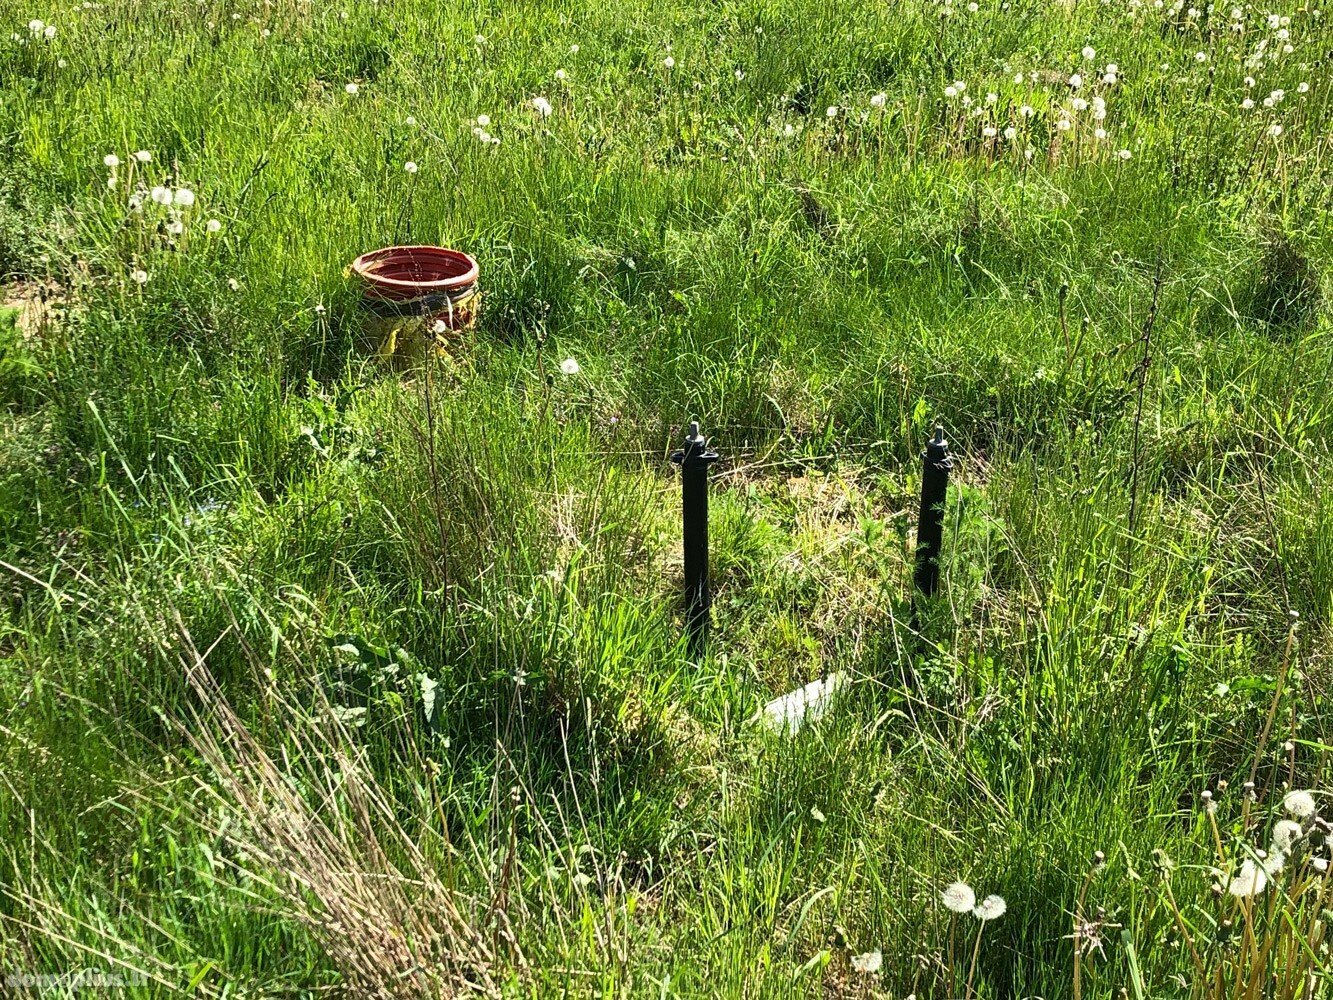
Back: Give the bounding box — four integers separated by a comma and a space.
134, 150, 152, 163
1118, 148, 1132, 160
1241, 98, 1255, 109
431, 319, 447, 334
1069, 73, 1083, 88
27, 19, 44, 33
1227, 859, 1268, 897
404, 161, 418, 173
173, 188, 195, 207
205, 218, 222, 233
1056, 117, 1072, 131
1094, 127, 1108, 139
555, 68, 567, 81
227, 278, 240, 291
131, 269, 148, 285
1072, 97, 1089, 111
1268, 123, 1283, 137
663, 55, 675, 69
476, 113, 491, 127
150, 185, 172, 205
826, 105, 839, 118
532, 96, 553, 117
1003, 126, 1017, 140
1082, 45, 1096, 60
42, 23, 54, 37
474, 33, 486, 45
1019, 104, 1034, 118
569, 43, 579, 53
870, 92, 887, 108
1285, 790, 1317, 818
345, 82, 359, 94
973, 895, 1007, 921
851, 951, 883, 974
982, 125, 997, 137
559, 357, 581, 375
166, 220, 184, 235
1195, 51, 1208, 62
1272, 819, 1304, 853
941, 881, 976, 914
103, 153, 120, 168
944, 85, 959, 99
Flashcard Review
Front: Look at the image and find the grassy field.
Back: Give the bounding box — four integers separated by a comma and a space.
2, 0, 1333, 995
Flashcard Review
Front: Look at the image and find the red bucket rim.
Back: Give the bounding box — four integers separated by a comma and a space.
350, 245, 479, 300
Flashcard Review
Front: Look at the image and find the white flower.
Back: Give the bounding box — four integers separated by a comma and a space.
1094, 127, 1108, 139
941, 881, 976, 914
476, 113, 491, 127
559, 357, 581, 375
825, 105, 838, 117
130, 269, 148, 284
405, 115, 416, 125
166, 219, 184, 235
1019, 104, 1034, 117
133, 150, 152, 163
569, 43, 579, 53
1272, 820, 1304, 853
1241, 97, 1255, 108
985, 91, 998, 104
851, 950, 882, 973
1082, 45, 1096, 60
982, 125, 997, 137
783, 123, 795, 137
1298, 82, 1309, 93
173, 188, 195, 207
1245, 76, 1256, 87
1072, 97, 1089, 111
870, 92, 887, 108
531, 96, 552, 117
150, 185, 172, 205
1226, 859, 1268, 897
1069, 72, 1083, 88
1003, 125, 1017, 139
555, 68, 567, 81
1105, 61, 1120, 73
1118, 148, 1132, 160
27, 19, 43, 33
227, 278, 240, 291
1268, 123, 1283, 137
205, 218, 222, 233
1195, 51, 1208, 62
43, 24, 55, 38
663, 55, 674, 69
973, 895, 1007, 921
103, 153, 120, 168
944, 85, 959, 98
431, 319, 447, 334
474, 33, 486, 45
345, 82, 359, 94
1285, 790, 1317, 819
106, 177, 117, 190
1056, 117, 1072, 131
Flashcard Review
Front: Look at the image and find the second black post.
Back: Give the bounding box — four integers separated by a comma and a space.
913, 424, 952, 599
672, 421, 719, 657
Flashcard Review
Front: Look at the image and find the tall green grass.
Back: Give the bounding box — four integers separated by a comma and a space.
1, 0, 1332, 995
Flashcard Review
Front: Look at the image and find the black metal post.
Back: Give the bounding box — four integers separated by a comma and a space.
671, 421, 719, 657
913, 425, 952, 599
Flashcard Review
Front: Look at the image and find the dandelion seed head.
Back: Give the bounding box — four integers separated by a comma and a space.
1285, 790, 1317, 819
941, 881, 976, 914
851, 950, 883, 973
870, 92, 888, 108
133, 150, 152, 163
1082, 45, 1096, 59
1227, 859, 1269, 897
973, 895, 1007, 921
344, 82, 359, 94
532, 96, 553, 117
205, 218, 222, 233
560, 357, 581, 375
403, 161, 418, 173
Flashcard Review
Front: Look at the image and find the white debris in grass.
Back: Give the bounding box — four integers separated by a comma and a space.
762, 672, 845, 735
